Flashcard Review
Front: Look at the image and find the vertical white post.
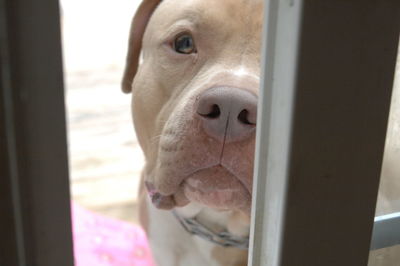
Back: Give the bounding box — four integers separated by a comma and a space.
249, 1, 400, 266
248, 0, 303, 265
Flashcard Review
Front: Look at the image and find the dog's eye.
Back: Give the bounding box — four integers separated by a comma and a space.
174, 34, 196, 54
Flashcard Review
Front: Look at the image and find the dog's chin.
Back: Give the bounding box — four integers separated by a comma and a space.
147, 165, 252, 215
178, 165, 252, 215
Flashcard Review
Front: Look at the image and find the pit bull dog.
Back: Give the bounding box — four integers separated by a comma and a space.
122, 0, 400, 265
122, 0, 262, 265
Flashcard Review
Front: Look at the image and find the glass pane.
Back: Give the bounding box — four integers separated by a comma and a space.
369, 42, 400, 266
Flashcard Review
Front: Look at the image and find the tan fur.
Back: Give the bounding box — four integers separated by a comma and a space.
212, 246, 248, 266
123, 0, 264, 265
122, 0, 161, 93
138, 175, 149, 233
131, 0, 263, 210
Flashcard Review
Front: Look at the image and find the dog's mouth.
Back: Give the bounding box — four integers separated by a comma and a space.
146, 164, 252, 215
181, 165, 251, 213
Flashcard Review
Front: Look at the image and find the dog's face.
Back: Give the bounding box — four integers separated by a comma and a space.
123, 0, 263, 217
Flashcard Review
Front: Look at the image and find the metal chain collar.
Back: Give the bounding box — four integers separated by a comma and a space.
172, 210, 249, 250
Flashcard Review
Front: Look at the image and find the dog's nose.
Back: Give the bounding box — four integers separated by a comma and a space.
196, 87, 257, 143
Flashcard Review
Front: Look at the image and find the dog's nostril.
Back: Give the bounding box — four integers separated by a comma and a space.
197, 87, 257, 142
237, 109, 255, 125
200, 104, 221, 119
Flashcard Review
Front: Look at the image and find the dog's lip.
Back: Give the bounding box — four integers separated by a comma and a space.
145, 181, 189, 209
179, 164, 252, 214
176, 163, 251, 195
145, 162, 252, 211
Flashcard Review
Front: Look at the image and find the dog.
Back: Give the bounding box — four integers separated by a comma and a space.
122, 0, 262, 265
121, 0, 400, 265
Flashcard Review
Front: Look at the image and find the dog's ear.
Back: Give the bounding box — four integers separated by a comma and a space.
122, 0, 161, 93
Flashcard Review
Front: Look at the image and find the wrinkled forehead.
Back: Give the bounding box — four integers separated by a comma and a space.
150, 0, 264, 34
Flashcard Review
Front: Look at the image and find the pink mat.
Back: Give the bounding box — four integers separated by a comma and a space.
72, 203, 155, 266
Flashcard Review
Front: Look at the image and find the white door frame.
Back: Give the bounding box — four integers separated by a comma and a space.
249, 1, 400, 265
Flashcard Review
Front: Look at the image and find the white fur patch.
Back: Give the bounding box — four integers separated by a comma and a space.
146, 197, 222, 266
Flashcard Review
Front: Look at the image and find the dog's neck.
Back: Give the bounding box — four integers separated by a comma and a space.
175, 202, 250, 247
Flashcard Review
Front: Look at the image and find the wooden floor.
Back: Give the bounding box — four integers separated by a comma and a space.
66, 66, 144, 224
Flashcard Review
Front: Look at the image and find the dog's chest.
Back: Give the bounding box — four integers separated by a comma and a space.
146, 197, 245, 266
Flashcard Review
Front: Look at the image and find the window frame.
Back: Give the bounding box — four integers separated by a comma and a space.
0, 0, 74, 265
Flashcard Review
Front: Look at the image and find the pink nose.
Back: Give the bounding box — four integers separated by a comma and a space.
196, 87, 257, 143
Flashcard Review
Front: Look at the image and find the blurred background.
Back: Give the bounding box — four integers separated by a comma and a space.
60, 0, 142, 224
